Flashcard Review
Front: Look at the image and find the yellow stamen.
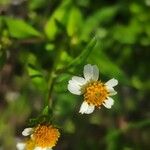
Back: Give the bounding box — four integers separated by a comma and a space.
33, 124, 60, 148
84, 81, 108, 107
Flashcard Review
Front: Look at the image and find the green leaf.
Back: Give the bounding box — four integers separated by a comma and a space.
88, 42, 129, 85
42, 106, 49, 116
29, 0, 47, 10
5, 17, 41, 39
27, 64, 47, 92
44, 1, 70, 40
27, 64, 43, 77
42, 105, 52, 117
80, 5, 119, 41
66, 37, 97, 71
67, 7, 83, 36
113, 19, 142, 44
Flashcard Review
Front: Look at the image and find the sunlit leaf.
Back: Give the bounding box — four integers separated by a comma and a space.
27, 64, 42, 77
44, 1, 70, 40
67, 7, 83, 36
27, 64, 47, 92
5, 17, 41, 39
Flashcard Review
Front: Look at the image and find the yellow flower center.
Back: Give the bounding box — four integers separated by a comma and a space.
84, 81, 108, 107
33, 124, 60, 148
26, 139, 35, 150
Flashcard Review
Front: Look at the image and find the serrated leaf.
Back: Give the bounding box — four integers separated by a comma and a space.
5, 17, 41, 39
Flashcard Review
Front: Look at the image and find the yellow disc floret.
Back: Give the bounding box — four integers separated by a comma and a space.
33, 124, 60, 148
26, 139, 35, 150
84, 81, 108, 107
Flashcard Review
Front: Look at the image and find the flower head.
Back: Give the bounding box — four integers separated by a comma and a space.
68, 64, 118, 114
32, 124, 60, 148
17, 124, 60, 150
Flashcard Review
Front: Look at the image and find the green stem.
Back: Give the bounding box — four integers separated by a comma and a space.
44, 49, 63, 109
46, 71, 56, 107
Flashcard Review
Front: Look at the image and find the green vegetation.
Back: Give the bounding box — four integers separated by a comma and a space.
0, 0, 149, 149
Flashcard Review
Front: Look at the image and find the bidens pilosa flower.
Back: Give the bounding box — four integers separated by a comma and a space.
68, 64, 118, 114
17, 124, 60, 150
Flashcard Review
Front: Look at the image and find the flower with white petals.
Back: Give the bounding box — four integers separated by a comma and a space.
68, 64, 118, 114
17, 124, 60, 150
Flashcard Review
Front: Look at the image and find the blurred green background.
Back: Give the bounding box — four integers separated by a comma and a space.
0, 0, 150, 150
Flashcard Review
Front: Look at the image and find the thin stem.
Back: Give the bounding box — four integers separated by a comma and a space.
44, 49, 63, 109
46, 71, 56, 107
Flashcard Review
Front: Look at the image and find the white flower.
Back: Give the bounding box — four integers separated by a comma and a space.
17, 125, 59, 150
68, 64, 118, 114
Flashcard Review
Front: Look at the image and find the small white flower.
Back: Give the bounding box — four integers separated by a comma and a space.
17, 125, 59, 150
68, 64, 118, 114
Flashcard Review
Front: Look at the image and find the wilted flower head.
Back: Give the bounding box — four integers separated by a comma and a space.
17, 124, 60, 150
68, 64, 118, 114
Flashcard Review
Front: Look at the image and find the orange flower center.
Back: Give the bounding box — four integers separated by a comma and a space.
84, 81, 108, 107
33, 125, 60, 148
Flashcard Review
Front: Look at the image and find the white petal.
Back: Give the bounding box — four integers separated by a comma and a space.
106, 86, 117, 96
103, 97, 114, 109
34, 147, 43, 150
83, 64, 99, 81
68, 83, 81, 95
83, 64, 92, 80
86, 105, 95, 114
16, 143, 26, 150
105, 78, 118, 88
92, 65, 99, 81
79, 101, 95, 114
22, 128, 33, 136
67, 76, 86, 95
79, 101, 88, 114
72, 76, 86, 85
